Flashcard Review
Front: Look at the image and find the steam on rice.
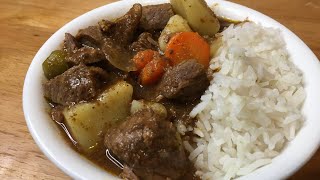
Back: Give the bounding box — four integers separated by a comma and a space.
182, 22, 305, 179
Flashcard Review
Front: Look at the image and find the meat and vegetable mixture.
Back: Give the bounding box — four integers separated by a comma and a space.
42, 0, 238, 179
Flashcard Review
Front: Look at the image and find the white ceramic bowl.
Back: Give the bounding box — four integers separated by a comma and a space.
23, 0, 320, 179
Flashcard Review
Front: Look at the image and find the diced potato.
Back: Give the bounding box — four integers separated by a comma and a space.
170, 0, 187, 18
170, 0, 220, 36
210, 36, 222, 57
130, 100, 167, 118
159, 15, 192, 51
63, 81, 133, 153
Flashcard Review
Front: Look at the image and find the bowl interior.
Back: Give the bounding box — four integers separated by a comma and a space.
23, 0, 320, 179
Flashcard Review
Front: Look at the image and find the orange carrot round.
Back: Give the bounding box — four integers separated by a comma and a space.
165, 32, 210, 67
140, 56, 168, 85
132, 50, 156, 71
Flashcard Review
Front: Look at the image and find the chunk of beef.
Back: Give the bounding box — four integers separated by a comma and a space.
129, 32, 158, 53
158, 60, 209, 101
66, 46, 105, 65
43, 64, 108, 105
139, 4, 174, 31
76, 26, 104, 48
63, 33, 105, 65
98, 19, 114, 33
64, 33, 80, 54
108, 4, 142, 45
104, 109, 188, 179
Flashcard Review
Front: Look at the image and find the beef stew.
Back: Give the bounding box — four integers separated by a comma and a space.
42, 1, 239, 179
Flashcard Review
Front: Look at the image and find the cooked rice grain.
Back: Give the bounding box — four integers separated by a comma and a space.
188, 22, 305, 179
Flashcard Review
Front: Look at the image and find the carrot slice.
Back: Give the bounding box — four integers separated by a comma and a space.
165, 32, 210, 67
132, 50, 156, 71
140, 56, 168, 85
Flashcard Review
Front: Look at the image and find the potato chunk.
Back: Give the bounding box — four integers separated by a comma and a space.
63, 81, 133, 153
130, 100, 167, 118
170, 0, 220, 36
158, 15, 192, 51
210, 36, 222, 57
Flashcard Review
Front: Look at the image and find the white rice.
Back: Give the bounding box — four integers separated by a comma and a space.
186, 22, 305, 179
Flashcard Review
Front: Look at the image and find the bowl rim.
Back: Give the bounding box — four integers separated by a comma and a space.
23, 0, 320, 179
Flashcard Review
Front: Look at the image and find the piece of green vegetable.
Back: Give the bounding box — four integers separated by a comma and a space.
170, 0, 220, 36
42, 50, 69, 79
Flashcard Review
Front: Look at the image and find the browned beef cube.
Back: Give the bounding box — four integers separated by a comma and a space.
158, 60, 209, 101
63, 33, 105, 65
104, 109, 188, 179
64, 33, 80, 54
129, 32, 158, 53
66, 46, 105, 65
76, 26, 104, 48
139, 4, 174, 31
43, 64, 108, 105
98, 19, 114, 33
108, 4, 142, 45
